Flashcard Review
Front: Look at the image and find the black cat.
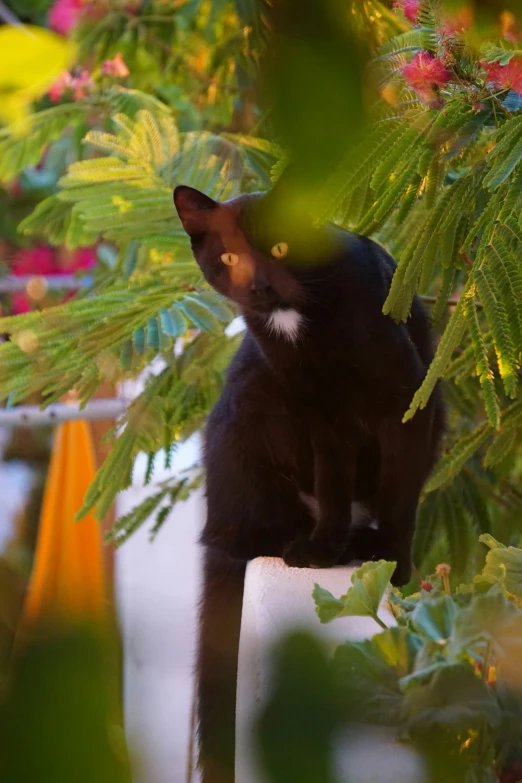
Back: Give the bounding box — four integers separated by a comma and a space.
173, 180, 444, 783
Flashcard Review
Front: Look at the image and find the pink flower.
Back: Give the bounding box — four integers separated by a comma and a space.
48, 0, 84, 36
48, 70, 73, 102
102, 53, 130, 78
48, 69, 94, 102
394, 0, 419, 24
402, 51, 452, 103
11, 246, 56, 277
11, 293, 31, 315
483, 57, 522, 96
71, 70, 94, 100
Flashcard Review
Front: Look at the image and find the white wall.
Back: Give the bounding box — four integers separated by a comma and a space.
116, 436, 203, 783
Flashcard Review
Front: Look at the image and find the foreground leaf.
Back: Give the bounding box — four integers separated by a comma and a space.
313, 560, 396, 626
0, 26, 76, 130
477, 536, 522, 598
333, 627, 422, 724
411, 596, 459, 645
403, 663, 501, 735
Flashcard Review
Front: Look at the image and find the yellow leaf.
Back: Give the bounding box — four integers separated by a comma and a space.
0, 25, 77, 131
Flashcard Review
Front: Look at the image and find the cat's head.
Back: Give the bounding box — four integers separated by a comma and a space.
173, 184, 327, 317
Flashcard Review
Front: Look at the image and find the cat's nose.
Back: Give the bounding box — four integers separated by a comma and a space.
250, 276, 271, 294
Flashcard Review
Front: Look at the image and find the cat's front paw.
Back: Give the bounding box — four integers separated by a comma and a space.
283, 536, 343, 568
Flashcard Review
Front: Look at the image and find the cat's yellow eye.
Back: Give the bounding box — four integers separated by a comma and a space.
220, 252, 239, 266
271, 242, 288, 259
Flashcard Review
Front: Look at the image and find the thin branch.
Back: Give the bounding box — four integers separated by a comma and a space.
0, 399, 127, 426
0, 274, 92, 293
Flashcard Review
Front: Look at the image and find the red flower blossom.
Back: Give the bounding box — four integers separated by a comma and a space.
483, 57, 522, 96
402, 52, 452, 103
71, 70, 94, 100
420, 580, 433, 592
11, 293, 31, 315
11, 246, 56, 277
500, 762, 522, 783
48, 0, 84, 36
48, 70, 73, 103
102, 53, 130, 78
394, 0, 419, 24
48, 69, 94, 102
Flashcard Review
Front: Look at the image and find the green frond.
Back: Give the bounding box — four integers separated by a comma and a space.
404, 280, 472, 421
357, 155, 421, 235
424, 160, 442, 209
484, 134, 522, 190
483, 428, 517, 468
178, 296, 225, 335
499, 400, 522, 431
416, 0, 440, 53
445, 329, 493, 384
103, 87, 176, 120
464, 293, 500, 429
456, 470, 491, 535
475, 265, 518, 398
431, 264, 456, 325
486, 238, 522, 359
438, 219, 459, 274
503, 215, 522, 247
441, 486, 472, 573
60, 158, 150, 186
315, 119, 404, 225
413, 490, 441, 568
105, 487, 170, 546
395, 175, 422, 223
19, 195, 99, 248
485, 113, 522, 165
0, 103, 85, 183
498, 165, 522, 222
425, 421, 491, 492
370, 125, 421, 194
384, 178, 472, 320
375, 29, 423, 60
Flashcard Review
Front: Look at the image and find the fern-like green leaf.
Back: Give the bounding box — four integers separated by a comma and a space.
425, 422, 491, 492
404, 280, 472, 421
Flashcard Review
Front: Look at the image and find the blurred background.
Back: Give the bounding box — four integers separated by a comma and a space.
1, 0, 522, 782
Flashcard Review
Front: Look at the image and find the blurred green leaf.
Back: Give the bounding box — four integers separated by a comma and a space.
403, 663, 501, 736
447, 589, 522, 660
333, 627, 422, 724
0, 627, 130, 783
261, 0, 369, 205
256, 631, 339, 783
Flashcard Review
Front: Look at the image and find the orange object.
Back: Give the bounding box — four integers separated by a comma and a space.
21, 419, 105, 627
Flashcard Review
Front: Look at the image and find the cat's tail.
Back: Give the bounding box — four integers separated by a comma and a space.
196, 547, 246, 783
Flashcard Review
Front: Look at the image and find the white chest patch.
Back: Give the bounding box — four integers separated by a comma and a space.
266, 308, 303, 343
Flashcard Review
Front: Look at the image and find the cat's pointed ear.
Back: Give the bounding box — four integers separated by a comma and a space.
173, 185, 218, 236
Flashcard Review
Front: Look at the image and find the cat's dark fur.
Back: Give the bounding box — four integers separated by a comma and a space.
173, 181, 445, 783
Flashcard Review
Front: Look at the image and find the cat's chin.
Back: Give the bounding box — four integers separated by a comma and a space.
242, 301, 285, 317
